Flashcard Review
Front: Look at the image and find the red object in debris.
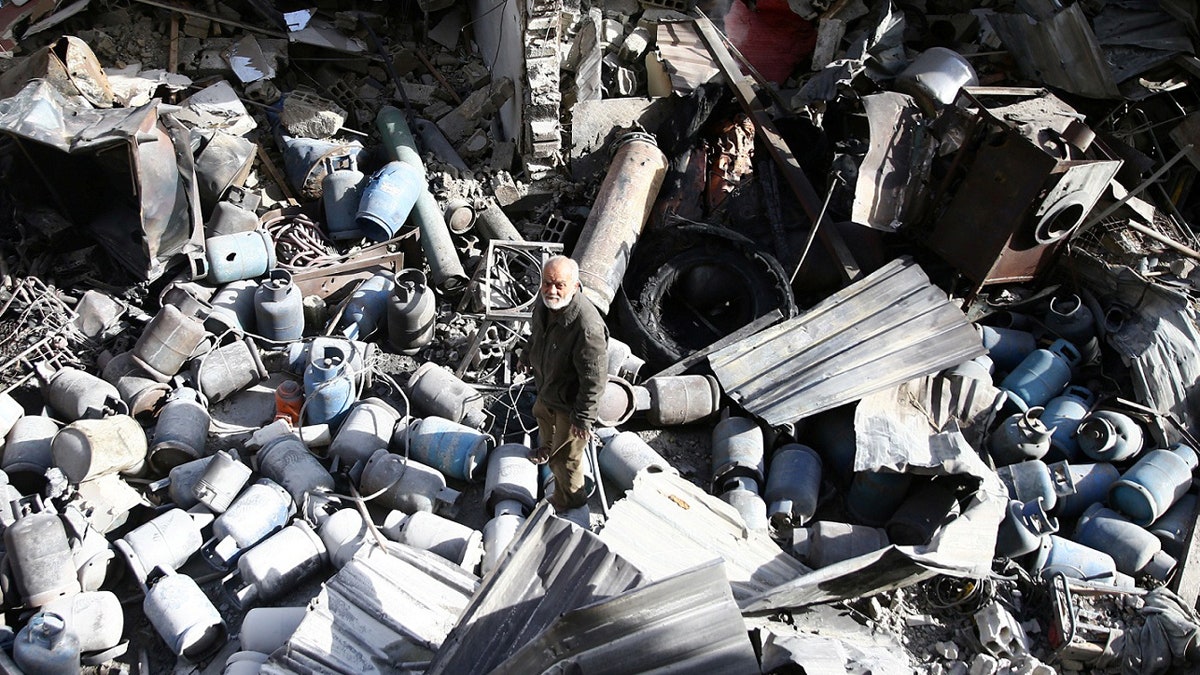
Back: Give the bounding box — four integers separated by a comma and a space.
723, 0, 817, 84
275, 379, 303, 425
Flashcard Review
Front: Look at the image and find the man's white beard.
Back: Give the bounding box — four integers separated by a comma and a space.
543, 289, 574, 311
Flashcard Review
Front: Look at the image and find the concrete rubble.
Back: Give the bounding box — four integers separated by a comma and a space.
0, 0, 1198, 673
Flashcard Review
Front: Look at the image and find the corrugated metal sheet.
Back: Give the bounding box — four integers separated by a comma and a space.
427, 504, 647, 674
261, 543, 479, 675
492, 560, 760, 674
988, 4, 1121, 99
708, 256, 985, 426
597, 471, 811, 603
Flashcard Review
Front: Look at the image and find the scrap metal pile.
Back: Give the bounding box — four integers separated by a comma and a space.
0, 0, 1199, 673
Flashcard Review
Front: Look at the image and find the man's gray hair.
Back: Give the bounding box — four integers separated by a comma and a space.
542, 255, 580, 280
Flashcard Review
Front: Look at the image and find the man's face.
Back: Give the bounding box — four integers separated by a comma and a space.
541, 263, 577, 311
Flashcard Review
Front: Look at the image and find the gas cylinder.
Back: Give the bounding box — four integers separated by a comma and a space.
202, 478, 294, 570
205, 188, 260, 237
1044, 294, 1098, 362
398, 416, 490, 482
996, 459, 1074, 513
711, 414, 765, 489
99, 351, 170, 422
1077, 410, 1144, 463
359, 449, 461, 514
846, 470, 913, 527
484, 443, 539, 512
275, 379, 303, 426
979, 325, 1037, 373
254, 268, 305, 341
407, 361, 487, 429
1041, 386, 1095, 462
1030, 534, 1119, 584
192, 449, 252, 513
1074, 503, 1175, 580
143, 567, 227, 658
204, 229, 276, 285
52, 414, 147, 483
337, 272, 395, 341
792, 521, 890, 568
1109, 443, 1199, 526
644, 375, 721, 426
988, 407, 1055, 466
191, 336, 268, 404
4, 497, 81, 607
303, 341, 356, 426
41, 591, 123, 655
319, 507, 369, 569
13, 612, 80, 675
717, 476, 768, 532
482, 511, 525, 574
1150, 493, 1198, 559
321, 154, 366, 240
382, 510, 483, 571
255, 433, 335, 517
328, 397, 402, 472
596, 430, 677, 492
596, 376, 638, 427
208, 279, 258, 334
387, 268, 435, 355
114, 507, 214, 584
1056, 462, 1120, 521
148, 387, 211, 473
226, 520, 328, 608
605, 336, 646, 383
885, 479, 962, 546
239, 606, 308, 654
999, 339, 1081, 411
131, 303, 212, 382
41, 366, 125, 421
355, 160, 423, 242
764, 444, 822, 528
995, 499, 1058, 558
2, 415, 58, 489
286, 338, 375, 387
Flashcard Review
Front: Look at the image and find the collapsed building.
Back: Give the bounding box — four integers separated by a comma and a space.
0, 0, 1198, 673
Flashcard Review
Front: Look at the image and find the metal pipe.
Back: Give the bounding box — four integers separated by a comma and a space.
573, 131, 667, 313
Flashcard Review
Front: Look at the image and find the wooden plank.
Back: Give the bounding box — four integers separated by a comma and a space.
693, 16, 861, 284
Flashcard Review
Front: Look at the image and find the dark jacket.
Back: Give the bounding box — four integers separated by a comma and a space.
526, 291, 608, 430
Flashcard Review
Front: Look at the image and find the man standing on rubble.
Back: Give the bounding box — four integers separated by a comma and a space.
523, 255, 608, 512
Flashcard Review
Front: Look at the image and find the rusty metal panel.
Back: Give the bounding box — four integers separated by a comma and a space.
491, 560, 760, 675
852, 92, 934, 232
261, 544, 479, 675
707, 257, 984, 426
927, 89, 1122, 288
0, 79, 205, 281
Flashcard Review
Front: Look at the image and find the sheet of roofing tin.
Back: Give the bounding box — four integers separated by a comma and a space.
492, 559, 760, 674
261, 543, 479, 675
426, 503, 647, 674
708, 256, 985, 426
597, 471, 811, 603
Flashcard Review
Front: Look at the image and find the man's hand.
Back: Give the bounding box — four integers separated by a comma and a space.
570, 424, 589, 440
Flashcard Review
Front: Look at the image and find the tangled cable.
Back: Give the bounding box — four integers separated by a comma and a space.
264, 213, 342, 271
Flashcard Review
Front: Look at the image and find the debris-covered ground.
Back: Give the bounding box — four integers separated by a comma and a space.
1, 0, 1200, 673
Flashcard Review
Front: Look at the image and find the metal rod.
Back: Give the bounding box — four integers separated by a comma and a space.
790, 176, 839, 285
1080, 144, 1194, 231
